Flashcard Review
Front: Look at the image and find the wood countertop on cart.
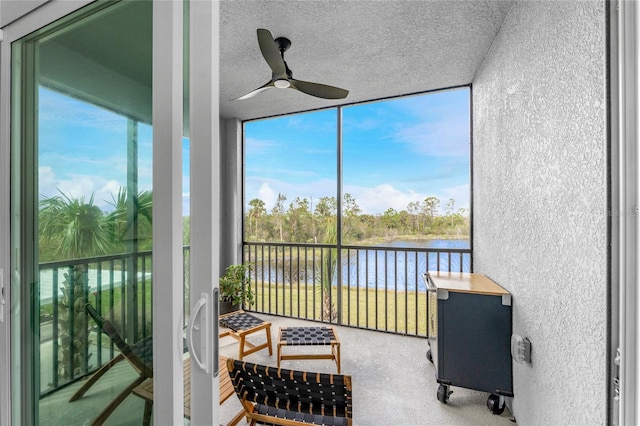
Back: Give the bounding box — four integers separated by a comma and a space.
426, 271, 510, 296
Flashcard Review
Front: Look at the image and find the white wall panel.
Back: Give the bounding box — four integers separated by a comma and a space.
472, 1, 607, 424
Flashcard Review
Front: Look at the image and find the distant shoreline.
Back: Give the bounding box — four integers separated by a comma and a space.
354, 234, 470, 245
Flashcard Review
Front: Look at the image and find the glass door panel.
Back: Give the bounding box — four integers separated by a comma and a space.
12, 1, 157, 424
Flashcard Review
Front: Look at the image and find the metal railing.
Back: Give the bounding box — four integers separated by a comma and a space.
39, 242, 470, 396
38, 247, 190, 397
243, 241, 471, 337
39, 251, 152, 395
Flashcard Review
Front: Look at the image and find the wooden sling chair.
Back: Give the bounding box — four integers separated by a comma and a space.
70, 303, 153, 426
226, 358, 353, 426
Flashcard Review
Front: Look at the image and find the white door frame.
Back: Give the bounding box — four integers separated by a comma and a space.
0, 3, 96, 423
188, 0, 220, 423
0, 0, 215, 423
615, 1, 640, 424
151, 0, 187, 423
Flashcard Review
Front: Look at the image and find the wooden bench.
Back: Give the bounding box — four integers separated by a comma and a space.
227, 358, 353, 426
133, 356, 244, 426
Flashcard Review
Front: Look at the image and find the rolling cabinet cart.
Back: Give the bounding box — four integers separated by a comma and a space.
424, 271, 513, 415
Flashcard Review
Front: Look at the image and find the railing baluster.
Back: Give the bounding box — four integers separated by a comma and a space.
375, 249, 378, 330
404, 251, 408, 335
355, 249, 360, 328
96, 262, 102, 367
394, 250, 397, 333
83, 261, 90, 376
289, 245, 293, 318
296, 246, 300, 318
414, 252, 419, 336
68, 265, 75, 382
274, 245, 278, 315
120, 259, 126, 340
312, 246, 316, 321
268, 245, 272, 314
141, 254, 146, 338
319, 248, 324, 322
346, 249, 351, 326
52, 267, 59, 389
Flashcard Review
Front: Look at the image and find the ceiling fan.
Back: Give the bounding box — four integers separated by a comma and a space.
233, 28, 349, 101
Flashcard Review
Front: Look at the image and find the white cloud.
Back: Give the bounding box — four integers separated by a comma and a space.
246, 176, 336, 212
394, 117, 469, 158
438, 184, 470, 213
246, 177, 470, 216
257, 182, 277, 208
38, 167, 126, 211
347, 184, 423, 214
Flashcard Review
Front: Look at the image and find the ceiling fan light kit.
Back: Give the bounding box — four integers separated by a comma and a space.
274, 79, 290, 89
233, 28, 349, 101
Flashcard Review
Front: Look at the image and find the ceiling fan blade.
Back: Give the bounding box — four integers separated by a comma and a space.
231, 80, 275, 101
257, 29, 286, 77
289, 79, 349, 100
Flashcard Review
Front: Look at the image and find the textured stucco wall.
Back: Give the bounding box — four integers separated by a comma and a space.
472, 1, 607, 424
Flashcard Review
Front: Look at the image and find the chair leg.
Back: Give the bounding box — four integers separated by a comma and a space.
265, 326, 273, 355
142, 400, 152, 426
277, 342, 283, 368
90, 375, 146, 426
69, 353, 125, 401
238, 334, 246, 360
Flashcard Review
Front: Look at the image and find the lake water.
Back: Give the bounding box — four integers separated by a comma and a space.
343, 239, 471, 291
252, 239, 471, 292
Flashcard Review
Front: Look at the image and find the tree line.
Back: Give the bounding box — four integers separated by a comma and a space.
246, 193, 469, 244
38, 188, 470, 264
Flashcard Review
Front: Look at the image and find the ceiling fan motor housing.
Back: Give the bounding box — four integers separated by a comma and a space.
275, 37, 291, 53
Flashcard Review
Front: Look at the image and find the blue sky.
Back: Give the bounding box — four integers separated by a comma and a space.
38, 87, 190, 214
39, 86, 469, 217
245, 88, 470, 215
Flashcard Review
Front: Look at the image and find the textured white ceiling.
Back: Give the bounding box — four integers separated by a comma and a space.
220, 0, 514, 120
36, 0, 513, 123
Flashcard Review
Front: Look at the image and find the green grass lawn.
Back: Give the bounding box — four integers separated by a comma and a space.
250, 282, 428, 336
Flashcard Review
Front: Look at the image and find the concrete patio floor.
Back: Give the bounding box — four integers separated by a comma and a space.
40, 313, 516, 425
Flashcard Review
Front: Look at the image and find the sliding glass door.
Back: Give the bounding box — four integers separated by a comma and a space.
4, 0, 220, 424
12, 2, 157, 424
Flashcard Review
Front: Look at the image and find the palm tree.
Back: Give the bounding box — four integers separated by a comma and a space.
106, 187, 153, 251
317, 218, 338, 322
39, 191, 113, 381
40, 191, 112, 259
247, 198, 266, 239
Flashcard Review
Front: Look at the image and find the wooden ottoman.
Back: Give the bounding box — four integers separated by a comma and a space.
219, 310, 273, 360
277, 326, 341, 373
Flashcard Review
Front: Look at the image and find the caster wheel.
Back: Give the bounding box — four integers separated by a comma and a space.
426, 349, 433, 363
437, 384, 451, 404
487, 394, 505, 415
